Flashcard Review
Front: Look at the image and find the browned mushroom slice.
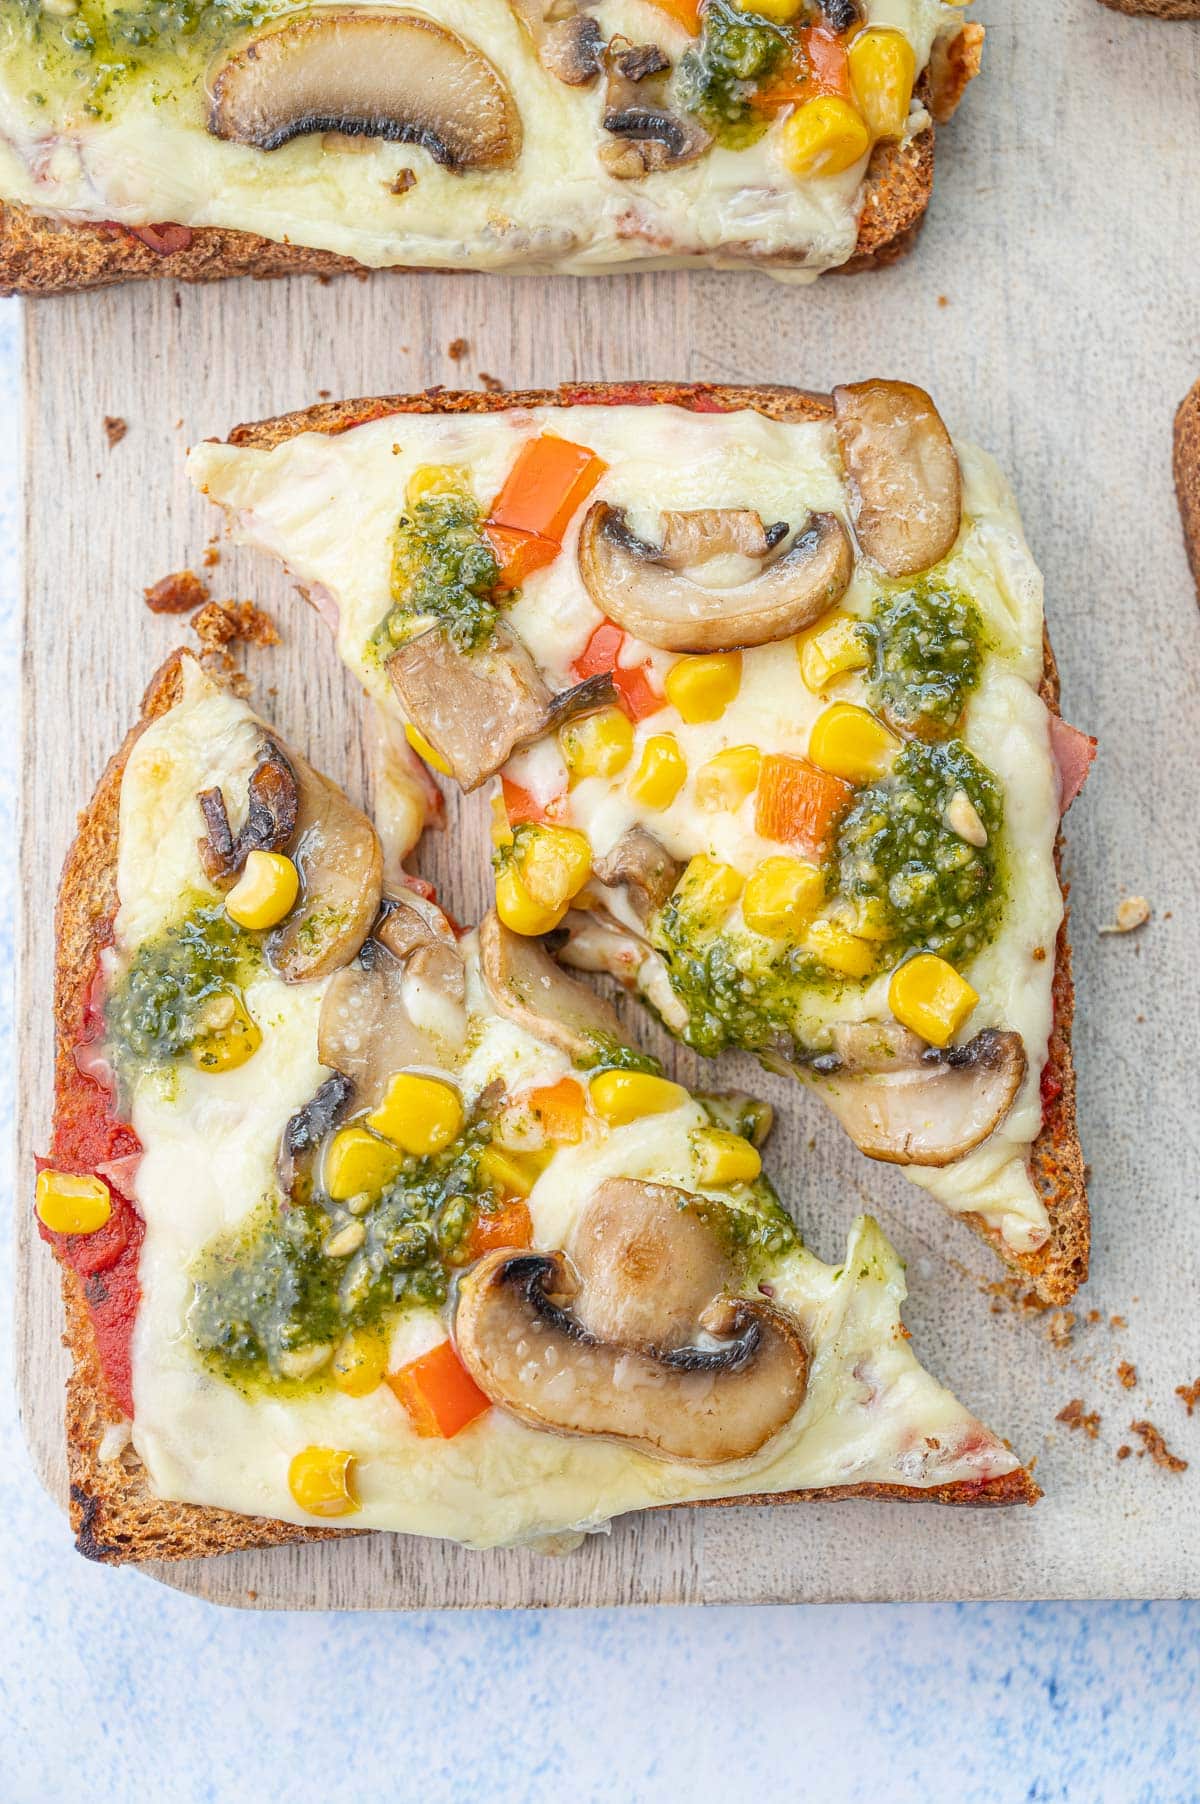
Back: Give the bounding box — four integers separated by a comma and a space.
508, 0, 603, 85
268, 755, 383, 983
478, 909, 628, 1062
207, 8, 522, 171
592, 827, 682, 920
387, 624, 614, 792
578, 502, 853, 652
832, 380, 963, 579
318, 928, 466, 1107
454, 1179, 809, 1464
807, 1025, 1027, 1167
599, 36, 710, 177
659, 509, 786, 569
197, 739, 299, 889
278, 1072, 355, 1193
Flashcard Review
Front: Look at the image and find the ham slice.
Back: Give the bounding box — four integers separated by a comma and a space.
1049, 716, 1096, 815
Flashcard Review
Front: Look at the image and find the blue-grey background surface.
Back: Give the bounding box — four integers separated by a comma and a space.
1, 298, 1197, 1802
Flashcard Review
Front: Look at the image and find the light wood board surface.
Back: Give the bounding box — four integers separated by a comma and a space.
14, 0, 1200, 1608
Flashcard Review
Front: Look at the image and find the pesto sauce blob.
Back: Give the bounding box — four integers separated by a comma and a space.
376, 487, 504, 656
676, 0, 791, 148
862, 584, 985, 739
105, 899, 261, 1077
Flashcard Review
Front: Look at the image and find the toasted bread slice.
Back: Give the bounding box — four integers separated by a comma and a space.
1097, 1, 1200, 16
46, 649, 1038, 1563
199, 380, 1090, 1305
1173, 378, 1200, 599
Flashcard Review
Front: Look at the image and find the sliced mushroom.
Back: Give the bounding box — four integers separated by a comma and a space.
659, 509, 786, 569
508, 0, 603, 85
807, 1025, 1027, 1167
278, 1072, 355, 1194
318, 929, 466, 1108
268, 755, 383, 983
479, 909, 628, 1062
197, 739, 298, 888
454, 1179, 809, 1464
387, 623, 614, 792
599, 35, 710, 178
818, 0, 862, 28
592, 827, 682, 921
207, 8, 522, 171
832, 380, 962, 579
578, 502, 853, 652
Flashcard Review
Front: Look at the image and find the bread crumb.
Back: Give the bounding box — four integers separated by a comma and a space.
478, 371, 505, 392
1117, 1445, 1131, 1461
1176, 1378, 1200, 1417
1129, 1420, 1188, 1472
318, 389, 331, 399
103, 415, 127, 448
202, 543, 220, 568
982, 1275, 1048, 1316
1087, 1308, 1101, 1324
1099, 896, 1150, 935
1047, 1309, 1076, 1348
937, 295, 949, 307
191, 600, 279, 668
1117, 1361, 1137, 1390
1110, 1315, 1127, 1330
1057, 1398, 1100, 1439
143, 569, 208, 615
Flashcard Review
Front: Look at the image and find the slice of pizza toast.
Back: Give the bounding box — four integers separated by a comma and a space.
0, 5, 982, 296
39, 651, 1037, 1563
190, 380, 1093, 1305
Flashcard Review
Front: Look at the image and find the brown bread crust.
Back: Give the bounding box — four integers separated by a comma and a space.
1097, 1, 1200, 15
220, 379, 1089, 1305
1173, 378, 1200, 601
50, 616, 1038, 1563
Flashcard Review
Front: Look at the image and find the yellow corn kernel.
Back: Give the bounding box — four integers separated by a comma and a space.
477, 1145, 547, 1199
843, 895, 894, 943
404, 720, 452, 776
888, 953, 978, 1048
780, 95, 871, 181
490, 792, 514, 848
674, 854, 745, 921
629, 734, 687, 810
848, 27, 916, 143
733, 0, 802, 18
808, 703, 898, 784
695, 1127, 763, 1188
805, 920, 878, 979
664, 653, 743, 725
798, 613, 871, 693
190, 991, 262, 1074
35, 1170, 111, 1236
368, 1072, 463, 1156
742, 856, 824, 938
694, 745, 762, 812
288, 1446, 360, 1517
325, 1127, 403, 1203
332, 1327, 389, 1398
589, 1069, 689, 1127
494, 863, 567, 937
519, 824, 593, 912
224, 849, 300, 931
560, 706, 634, 781
406, 463, 464, 507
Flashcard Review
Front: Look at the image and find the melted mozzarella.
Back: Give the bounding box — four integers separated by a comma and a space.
117, 662, 1019, 1544
1, 0, 967, 278
190, 404, 1062, 1252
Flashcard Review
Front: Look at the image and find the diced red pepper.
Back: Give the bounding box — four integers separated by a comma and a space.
501, 776, 565, 827
489, 435, 608, 545
388, 1340, 491, 1439
572, 623, 664, 722
465, 1198, 534, 1262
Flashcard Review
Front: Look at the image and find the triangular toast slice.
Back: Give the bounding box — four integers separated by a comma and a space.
39, 653, 1036, 1562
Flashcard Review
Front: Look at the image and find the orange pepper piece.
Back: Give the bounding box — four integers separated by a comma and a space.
645, 0, 702, 34
754, 753, 853, 862
522, 1076, 586, 1144
483, 523, 560, 591
388, 1340, 491, 1439
489, 435, 608, 545
572, 623, 664, 723
501, 776, 566, 828
466, 1198, 534, 1262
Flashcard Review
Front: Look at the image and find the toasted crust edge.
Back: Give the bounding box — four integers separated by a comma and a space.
219, 378, 1089, 1306
52, 617, 1036, 1564
1173, 378, 1200, 602
1096, 0, 1200, 16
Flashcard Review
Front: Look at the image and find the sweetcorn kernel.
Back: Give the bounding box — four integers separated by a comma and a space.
848, 27, 916, 143
368, 1073, 463, 1155
673, 854, 745, 920
695, 1128, 763, 1188
288, 1446, 360, 1517
888, 953, 978, 1048
404, 721, 452, 776
224, 850, 299, 931
589, 1069, 689, 1126
797, 613, 871, 692
490, 792, 514, 848
808, 703, 898, 784
560, 706, 634, 781
733, 0, 802, 19
694, 745, 762, 812
742, 856, 824, 938
477, 1145, 547, 1199
805, 920, 878, 979
518, 825, 593, 912
781, 95, 871, 181
494, 863, 567, 936
629, 735, 687, 810
406, 464, 465, 507
35, 1170, 111, 1236
332, 1328, 389, 1398
190, 992, 262, 1073
664, 653, 742, 724
325, 1127, 403, 1203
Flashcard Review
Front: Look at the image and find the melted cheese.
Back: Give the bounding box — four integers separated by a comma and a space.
1, 0, 967, 278
117, 660, 1020, 1544
190, 403, 1063, 1254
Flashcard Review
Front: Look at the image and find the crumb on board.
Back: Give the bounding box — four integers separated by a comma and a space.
103, 415, 127, 448
1058, 1399, 1100, 1439
1099, 896, 1151, 935
143, 569, 208, 615
1111, 1315, 1127, 1330
448, 338, 469, 361
191, 600, 279, 670
1177, 1379, 1200, 1417
1129, 1421, 1188, 1473
1117, 1445, 1131, 1461
982, 1275, 1049, 1316
937, 295, 949, 307
478, 372, 505, 392
1087, 1308, 1101, 1324
202, 543, 220, 569
1117, 1361, 1137, 1390
1047, 1309, 1076, 1348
